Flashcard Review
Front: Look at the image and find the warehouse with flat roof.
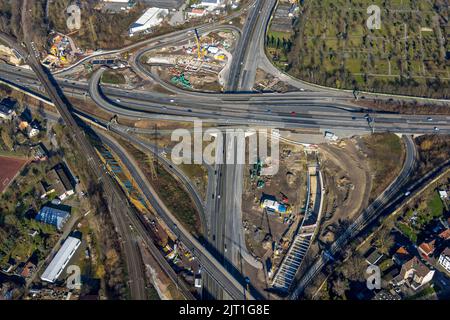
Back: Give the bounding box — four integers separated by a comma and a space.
35, 205, 71, 230
41, 236, 81, 283
138, 0, 185, 10
129, 7, 169, 36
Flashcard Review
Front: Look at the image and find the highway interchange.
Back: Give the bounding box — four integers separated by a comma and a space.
0, 0, 449, 301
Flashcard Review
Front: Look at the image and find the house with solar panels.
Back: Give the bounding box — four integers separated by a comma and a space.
35, 205, 71, 231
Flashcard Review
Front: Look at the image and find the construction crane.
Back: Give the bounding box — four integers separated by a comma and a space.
194, 28, 205, 60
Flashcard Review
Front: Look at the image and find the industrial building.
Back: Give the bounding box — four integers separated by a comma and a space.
35, 205, 71, 230
43, 164, 76, 201
199, 0, 226, 10
101, 0, 135, 13
260, 196, 290, 214
40, 236, 81, 283
439, 248, 450, 273
129, 7, 169, 36
139, 0, 186, 10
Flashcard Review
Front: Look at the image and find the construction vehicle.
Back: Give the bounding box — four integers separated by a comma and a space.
194, 29, 205, 60
250, 159, 263, 179
85, 63, 93, 72
257, 180, 265, 189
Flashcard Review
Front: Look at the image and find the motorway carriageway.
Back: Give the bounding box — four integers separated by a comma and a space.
1, 64, 449, 135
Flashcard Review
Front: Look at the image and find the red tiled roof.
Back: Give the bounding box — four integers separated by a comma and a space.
20, 262, 36, 278
418, 240, 436, 256
439, 229, 450, 240
396, 246, 409, 255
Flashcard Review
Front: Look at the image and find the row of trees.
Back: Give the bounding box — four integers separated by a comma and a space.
266, 35, 293, 52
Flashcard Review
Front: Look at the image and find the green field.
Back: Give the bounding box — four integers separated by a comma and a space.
274, 0, 449, 98
101, 71, 126, 85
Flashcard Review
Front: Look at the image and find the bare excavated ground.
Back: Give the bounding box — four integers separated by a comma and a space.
318, 139, 372, 245
294, 134, 405, 298
243, 144, 307, 260
253, 68, 299, 93
241, 143, 307, 299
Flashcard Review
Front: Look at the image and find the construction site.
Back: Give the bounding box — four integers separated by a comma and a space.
142, 29, 238, 91
269, 150, 323, 294
42, 32, 82, 69
229, 128, 342, 297
241, 140, 318, 291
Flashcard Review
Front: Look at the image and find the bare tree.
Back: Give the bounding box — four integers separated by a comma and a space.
331, 277, 349, 299
373, 220, 395, 255
342, 252, 366, 282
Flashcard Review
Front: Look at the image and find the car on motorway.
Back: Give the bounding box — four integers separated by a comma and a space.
434, 127, 439, 131
291, 111, 296, 116
427, 117, 433, 121
404, 191, 411, 197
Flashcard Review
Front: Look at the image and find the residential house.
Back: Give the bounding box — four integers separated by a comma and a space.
438, 228, 450, 241
365, 249, 384, 266
438, 190, 448, 200
418, 239, 436, 259
0, 98, 17, 120
187, 8, 207, 18
32, 143, 48, 162
20, 261, 37, 279
36, 181, 48, 199
18, 117, 41, 138
438, 247, 450, 273
26, 122, 40, 138
392, 247, 412, 266
391, 256, 435, 291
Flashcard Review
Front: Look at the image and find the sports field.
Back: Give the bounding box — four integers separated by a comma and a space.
0, 155, 28, 193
